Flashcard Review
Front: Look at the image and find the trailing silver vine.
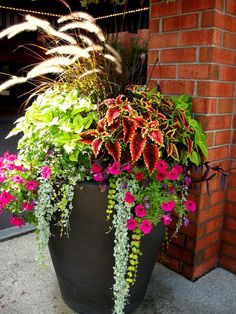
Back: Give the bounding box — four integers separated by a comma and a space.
112, 177, 139, 314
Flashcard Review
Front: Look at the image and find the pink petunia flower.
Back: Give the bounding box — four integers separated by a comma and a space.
92, 163, 103, 174
22, 201, 35, 211
160, 200, 175, 212
93, 173, 104, 182
127, 218, 137, 231
108, 162, 121, 175
166, 167, 179, 181
0, 190, 14, 206
3, 152, 18, 162
25, 180, 38, 191
0, 172, 6, 183
161, 214, 172, 225
184, 200, 197, 212
124, 192, 135, 204
122, 163, 132, 173
173, 164, 183, 174
135, 172, 144, 181
156, 171, 166, 181
156, 160, 168, 173
140, 220, 153, 234
135, 204, 147, 217
41, 166, 51, 179
11, 175, 24, 184
9, 216, 25, 227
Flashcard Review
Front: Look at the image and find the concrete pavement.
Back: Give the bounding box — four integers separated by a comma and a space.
0, 232, 235, 314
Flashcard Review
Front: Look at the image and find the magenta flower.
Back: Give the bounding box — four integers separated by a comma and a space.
156, 160, 168, 173
41, 166, 51, 179
156, 171, 166, 181
25, 180, 38, 191
127, 218, 137, 231
185, 177, 192, 186
135, 204, 147, 217
140, 220, 153, 234
22, 201, 35, 211
184, 200, 197, 212
92, 163, 103, 174
9, 216, 25, 227
3, 152, 17, 162
173, 164, 183, 174
93, 173, 104, 182
0, 190, 14, 206
122, 163, 132, 173
161, 214, 172, 225
166, 167, 179, 181
160, 200, 175, 212
11, 175, 24, 184
135, 172, 144, 181
108, 162, 121, 175
124, 192, 135, 204
0, 172, 6, 183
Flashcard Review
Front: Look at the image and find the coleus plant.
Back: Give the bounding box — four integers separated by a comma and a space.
80, 85, 208, 172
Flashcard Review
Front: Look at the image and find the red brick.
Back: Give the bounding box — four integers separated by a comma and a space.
224, 202, 236, 216
200, 176, 222, 194
205, 216, 223, 234
198, 204, 224, 223
151, 65, 177, 79
151, 1, 180, 18
226, 190, 236, 203
180, 29, 221, 46
197, 115, 232, 131
160, 47, 196, 63
200, 47, 236, 65
220, 255, 236, 273
185, 237, 196, 250
208, 146, 229, 161
179, 222, 197, 238
162, 14, 198, 32
182, 264, 193, 279
170, 233, 185, 247
215, 130, 232, 145
226, 0, 236, 15
161, 255, 181, 272
149, 19, 160, 33
159, 80, 194, 95
223, 32, 236, 50
178, 64, 219, 80
220, 66, 236, 82
197, 81, 235, 97
221, 242, 236, 259
216, 13, 236, 33
148, 50, 159, 64
201, 11, 215, 27
222, 229, 236, 244
192, 98, 217, 114
166, 244, 194, 264
231, 146, 236, 158
182, 0, 215, 13
192, 255, 218, 279
204, 242, 221, 260
149, 33, 178, 49
218, 99, 235, 113
210, 190, 226, 206
195, 230, 222, 251
206, 132, 215, 147
225, 216, 236, 231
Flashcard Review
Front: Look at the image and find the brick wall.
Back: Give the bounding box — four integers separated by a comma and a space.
149, 0, 236, 280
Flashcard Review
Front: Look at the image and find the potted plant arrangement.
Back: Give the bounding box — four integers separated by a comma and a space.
0, 11, 210, 314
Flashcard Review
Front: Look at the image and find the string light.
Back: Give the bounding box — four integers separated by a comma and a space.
0, 5, 149, 20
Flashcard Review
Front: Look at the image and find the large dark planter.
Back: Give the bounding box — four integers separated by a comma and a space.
49, 182, 166, 314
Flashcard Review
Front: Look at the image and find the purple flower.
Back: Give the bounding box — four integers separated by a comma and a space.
121, 180, 127, 189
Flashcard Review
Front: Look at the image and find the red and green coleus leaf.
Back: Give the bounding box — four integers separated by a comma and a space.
143, 143, 159, 174
107, 105, 120, 125
186, 136, 193, 154
179, 110, 187, 127
157, 113, 167, 120
123, 117, 137, 143
148, 121, 159, 128
105, 141, 121, 162
97, 118, 106, 132
130, 133, 147, 163
132, 117, 145, 128
167, 143, 180, 161
79, 130, 98, 144
92, 139, 103, 157
115, 95, 126, 104
166, 128, 176, 139
148, 129, 163, 146
107, 118, 120, 131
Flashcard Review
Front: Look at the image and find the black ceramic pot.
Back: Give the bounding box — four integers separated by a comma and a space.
49, 182, 166, 314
